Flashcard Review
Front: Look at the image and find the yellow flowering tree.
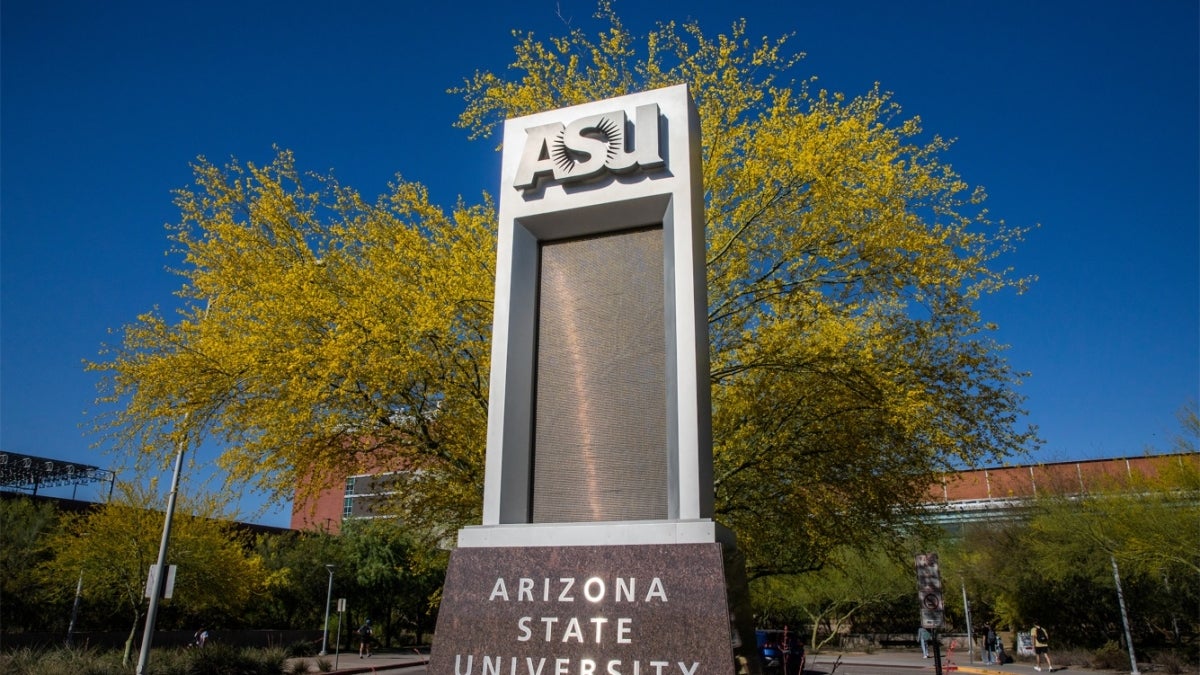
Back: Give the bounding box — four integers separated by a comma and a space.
90, 150, 496, 539
91, 6, 1035, 575
38, 483, 264, 663
456, 5, 1035, 575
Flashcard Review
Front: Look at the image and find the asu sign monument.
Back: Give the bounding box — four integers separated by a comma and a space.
430, 85, 757, 675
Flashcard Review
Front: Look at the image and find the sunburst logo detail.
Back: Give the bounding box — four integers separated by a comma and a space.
550, 116, 624, 175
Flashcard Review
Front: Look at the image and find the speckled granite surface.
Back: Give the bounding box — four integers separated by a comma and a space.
430, 543, 742, 675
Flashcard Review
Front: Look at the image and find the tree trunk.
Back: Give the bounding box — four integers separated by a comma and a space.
123, 610, 141, 666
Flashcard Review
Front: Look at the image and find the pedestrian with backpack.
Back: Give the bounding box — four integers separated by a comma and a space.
982, 624, 997, 665
1030, 621, 1053, 672
357, 618, 373, 658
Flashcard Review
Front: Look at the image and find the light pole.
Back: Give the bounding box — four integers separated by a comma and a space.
320, 564, 335, 655
334, 598, 345, 669
136, 299, 210, 675
1111, 555, 1140, 675
66, 569, 83, 647
961, 578, 974, 663
136, 421, 189, 675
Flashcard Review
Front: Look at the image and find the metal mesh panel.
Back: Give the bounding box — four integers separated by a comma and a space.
532, 226, 668, 522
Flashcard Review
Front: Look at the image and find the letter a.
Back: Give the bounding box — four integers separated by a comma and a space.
513, 123, 563, 190
489, 578, 509, 601
645, 577, 668, 602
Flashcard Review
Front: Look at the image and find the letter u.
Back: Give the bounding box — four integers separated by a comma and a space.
456, 654, 475, 675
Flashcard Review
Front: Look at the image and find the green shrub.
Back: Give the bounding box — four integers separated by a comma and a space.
0, 646, 127, 675
146, 647, 194, 675
258, 647, 289, 674
285, 640, 316, 658
186, 642, 279, 675
1089, 640, 1126, 670
0, 645, 306, 675
1148, 650, 1192, 675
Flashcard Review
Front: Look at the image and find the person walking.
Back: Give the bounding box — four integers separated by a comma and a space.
982, 624, 997, 665
918, 626, 932, 658
357, 618, 374, 658
1030, 621, 1053, 672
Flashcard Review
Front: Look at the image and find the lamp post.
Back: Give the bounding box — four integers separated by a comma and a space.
320, 564, 335, 655
136, 299, 210, 675
1111, 555, 1141, 675
136, 421, 189, 675
961, 578, 974, 663
66, 569, 83, 647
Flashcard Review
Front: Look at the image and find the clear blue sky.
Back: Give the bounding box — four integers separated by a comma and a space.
3, 1, 1197, 526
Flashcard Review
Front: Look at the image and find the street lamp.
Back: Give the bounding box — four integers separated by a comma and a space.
136, 420, 190, 675
320, 564, 336, 655
66, 569, 83, 647
137, 299, 211, 675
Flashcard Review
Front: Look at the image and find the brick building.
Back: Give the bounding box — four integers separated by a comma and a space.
292, 452, 1199, 534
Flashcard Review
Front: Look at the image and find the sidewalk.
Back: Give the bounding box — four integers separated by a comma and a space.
285, 647, 1136, 675
284, 648, 429, 674
807, 649, 1135, 675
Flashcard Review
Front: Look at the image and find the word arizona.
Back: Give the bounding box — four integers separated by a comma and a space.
488, 577, 668, 603
454, 655, 699, 675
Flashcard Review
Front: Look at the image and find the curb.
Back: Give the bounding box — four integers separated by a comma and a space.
287, 653, 429, 675
326, 661, 427, 675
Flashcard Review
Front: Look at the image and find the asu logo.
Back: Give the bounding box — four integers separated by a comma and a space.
513, 103, 665, 191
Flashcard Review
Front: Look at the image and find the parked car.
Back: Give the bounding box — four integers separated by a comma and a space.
756, 629, 805, 675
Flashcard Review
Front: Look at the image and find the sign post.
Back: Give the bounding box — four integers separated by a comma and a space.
335, 598, 346, 669
916, 553, 945, 675
430, 85, 757, 675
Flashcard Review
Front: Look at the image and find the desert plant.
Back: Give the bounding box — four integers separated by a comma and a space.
0, 645, 312, 675
0, 646, 127, 675
181, 642, 272, 675
1088, 640, 1127, 670
285, 640, 317, 658
1149, 649, 1191, 675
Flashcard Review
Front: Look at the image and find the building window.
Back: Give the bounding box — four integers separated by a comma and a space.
345, 477, 356, 495
343, 496, 354, 517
